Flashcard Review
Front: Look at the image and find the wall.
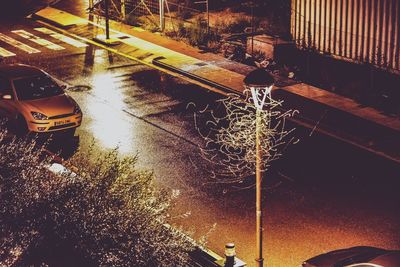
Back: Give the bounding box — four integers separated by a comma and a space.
291, 0, 400, 73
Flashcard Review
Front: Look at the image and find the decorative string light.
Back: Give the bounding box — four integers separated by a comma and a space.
193, 89, 299, 184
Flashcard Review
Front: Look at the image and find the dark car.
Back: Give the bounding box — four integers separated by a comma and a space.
302, 246, 400, 267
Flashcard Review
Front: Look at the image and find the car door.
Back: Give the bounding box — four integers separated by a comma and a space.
0, 76, 17, 120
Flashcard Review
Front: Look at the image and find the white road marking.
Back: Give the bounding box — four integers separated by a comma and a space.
0, 46, 16, 57
34, 27, 88, 48
12, 29, 65, 50
0, 33, 40, 54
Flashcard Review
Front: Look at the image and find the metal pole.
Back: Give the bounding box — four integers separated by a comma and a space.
105, 0, 110, 40
159, 0, 165, 32
88, 0, 94, 22
194, 0, 209, 34
121, 0, 126, 21
255, 108, 263, 267
251, 2, 254, 56
206, 0, 209, 35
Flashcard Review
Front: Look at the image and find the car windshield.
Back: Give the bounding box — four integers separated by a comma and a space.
13, 74, 63, 101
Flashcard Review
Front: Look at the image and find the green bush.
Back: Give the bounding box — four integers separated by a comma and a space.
0, 132, 195, 266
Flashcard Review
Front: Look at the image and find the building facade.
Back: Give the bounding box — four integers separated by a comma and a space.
291, 0, 400, 73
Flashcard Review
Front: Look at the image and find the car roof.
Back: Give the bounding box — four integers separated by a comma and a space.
0, 64, 44, 79
369, 251, 400, 265
305, 246, 389, 266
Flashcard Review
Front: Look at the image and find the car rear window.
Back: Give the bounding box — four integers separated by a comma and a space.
334, 250, 388, 267
13, 74, 63, 101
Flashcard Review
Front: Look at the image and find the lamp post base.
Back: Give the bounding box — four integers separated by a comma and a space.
255, 257, 264, 267
93, 35, 121, 46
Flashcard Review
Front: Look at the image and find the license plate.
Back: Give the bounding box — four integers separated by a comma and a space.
54, 120, 70, 126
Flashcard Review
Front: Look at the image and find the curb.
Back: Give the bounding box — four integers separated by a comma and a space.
31, 13, 74, 29
152, 56, 239, 95
32, 7, 86, 28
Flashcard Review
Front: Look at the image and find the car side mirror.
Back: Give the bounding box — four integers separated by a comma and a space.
1, 94, 12, 100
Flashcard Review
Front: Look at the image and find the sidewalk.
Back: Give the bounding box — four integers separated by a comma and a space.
33, 6, 400, 162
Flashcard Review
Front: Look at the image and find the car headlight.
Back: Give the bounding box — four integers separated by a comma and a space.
31, 111, 48, 120
73, 104, 81, 115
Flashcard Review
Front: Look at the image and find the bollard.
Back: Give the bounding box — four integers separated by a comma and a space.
224, 243, 236, 267
190, 242, 246, 267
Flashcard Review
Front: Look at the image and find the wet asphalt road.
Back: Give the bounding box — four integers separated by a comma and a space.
1, 17, 399, 267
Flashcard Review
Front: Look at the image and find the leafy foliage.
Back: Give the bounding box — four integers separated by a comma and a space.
186, 18, 209, 46
0, 132, 195, 266
219, 17, 251, 34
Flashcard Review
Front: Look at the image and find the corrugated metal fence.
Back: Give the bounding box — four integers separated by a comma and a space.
291, 0, 400, 72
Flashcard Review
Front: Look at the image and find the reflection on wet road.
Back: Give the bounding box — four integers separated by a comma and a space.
83, 72, 136, 153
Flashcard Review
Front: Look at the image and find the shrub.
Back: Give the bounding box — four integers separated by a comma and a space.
132, 16, 160, 32
177, 9, 193, 21
225, 17, 251, 34
0, 132, 195, 266
186, 18, 208, 46
124, 13, 141, 27
214, 15, 251, 34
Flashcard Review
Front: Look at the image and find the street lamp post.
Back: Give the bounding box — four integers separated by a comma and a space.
243, 69, 274, 267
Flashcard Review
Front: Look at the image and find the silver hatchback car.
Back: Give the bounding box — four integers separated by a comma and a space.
303, 246, 400, 267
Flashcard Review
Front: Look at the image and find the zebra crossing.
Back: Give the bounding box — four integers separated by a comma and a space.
0, 47, 16, 57
0, 32, 40, 54
34, 27, 88, 48
12, 30, 65, 51
0, 27, 88, 58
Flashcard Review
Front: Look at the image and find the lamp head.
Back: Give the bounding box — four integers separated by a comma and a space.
244, 69, 275, 110
243, 69, 274, 89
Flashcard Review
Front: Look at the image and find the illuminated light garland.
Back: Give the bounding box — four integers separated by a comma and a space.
193, 89, 299, 185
